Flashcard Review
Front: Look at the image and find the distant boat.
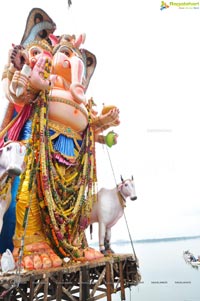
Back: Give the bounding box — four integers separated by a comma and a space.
183, 250, 200, 268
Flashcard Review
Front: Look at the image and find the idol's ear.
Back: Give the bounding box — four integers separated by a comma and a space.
81, 49, 97, 92
20, 8, 56, 47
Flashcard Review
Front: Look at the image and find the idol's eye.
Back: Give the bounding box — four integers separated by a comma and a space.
30, 47, 42, 57
59, 46, 72, 57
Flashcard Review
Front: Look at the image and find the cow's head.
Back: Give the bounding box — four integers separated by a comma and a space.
119, 175, 137, 201
0, 141, 26, 177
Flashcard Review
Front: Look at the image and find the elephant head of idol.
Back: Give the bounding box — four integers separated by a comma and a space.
49, 34, 96, 105
2, 8, 56, 110
18, 7, 56, 70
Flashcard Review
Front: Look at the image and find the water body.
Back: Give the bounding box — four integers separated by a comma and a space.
102, 236, 200, 301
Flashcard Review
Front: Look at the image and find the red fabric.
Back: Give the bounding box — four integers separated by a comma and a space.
0, 104, 32, 147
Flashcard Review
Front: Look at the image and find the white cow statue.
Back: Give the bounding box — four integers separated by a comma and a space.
90, 176, 137, 254
0, 141, 26, 178
0, 140, 26, 233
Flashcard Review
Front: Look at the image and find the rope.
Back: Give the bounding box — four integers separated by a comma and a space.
123, 211, 137, 260
105, 145, 117, 186
105, 145, 137, 260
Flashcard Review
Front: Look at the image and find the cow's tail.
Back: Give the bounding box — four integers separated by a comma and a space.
90, 224, 93, 240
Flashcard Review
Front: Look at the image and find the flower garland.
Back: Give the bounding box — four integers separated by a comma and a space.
0, 175, 12, 206
21, 91, 97, 258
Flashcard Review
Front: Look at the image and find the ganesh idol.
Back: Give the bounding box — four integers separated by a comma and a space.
0, 8, 120, 270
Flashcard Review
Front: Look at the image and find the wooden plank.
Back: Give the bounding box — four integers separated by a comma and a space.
33, 279, 44, 297
119, 262, 125, 301
90, 267, 106, 298
29, 275, 36, 300
106, 262, 112, 301
43, 275, 49, 301
16, 286, 28, 301
79, 267, 83, 301
0, 254, 139, 301
80, 266, 90, 301
55, 271, 63, 301
87, 292, 107, 301
62, 286, 78, 301
109, 262, 114, 293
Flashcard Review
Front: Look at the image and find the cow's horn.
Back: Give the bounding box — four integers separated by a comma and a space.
131, 175, 134, 180
4, 133, 9, 144
120, 175, 124, 182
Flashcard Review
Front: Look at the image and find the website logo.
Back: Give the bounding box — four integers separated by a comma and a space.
160, 1, 170, 10
160, 1, 199, 10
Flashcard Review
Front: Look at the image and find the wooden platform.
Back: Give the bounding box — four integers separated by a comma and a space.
0, 254, 141, 301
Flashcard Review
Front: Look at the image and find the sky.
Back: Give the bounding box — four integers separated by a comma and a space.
0, 0, 200, 243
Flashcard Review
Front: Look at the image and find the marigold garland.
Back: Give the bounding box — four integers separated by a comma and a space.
17, 91, 97, 258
